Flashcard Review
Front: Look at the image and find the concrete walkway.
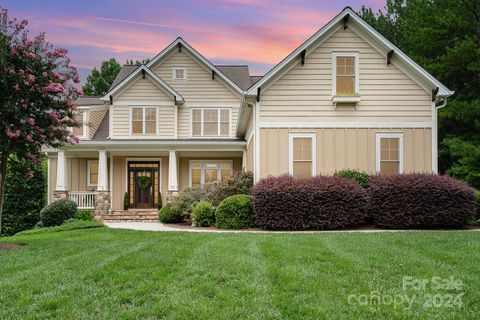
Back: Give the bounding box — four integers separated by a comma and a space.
104, 222, 479, 234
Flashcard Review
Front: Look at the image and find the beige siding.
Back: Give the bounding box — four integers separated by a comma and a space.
259, 128, 432, 177
260, 27, 432, 123
152, 51, 240, 138
88, 109, 107, 139
112, 76, 175, 138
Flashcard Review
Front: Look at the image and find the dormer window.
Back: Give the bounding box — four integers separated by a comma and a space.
172, 67, 187, 81
72, 110, 88, 139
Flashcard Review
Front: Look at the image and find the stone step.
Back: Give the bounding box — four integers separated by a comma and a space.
97, 210, 159, 222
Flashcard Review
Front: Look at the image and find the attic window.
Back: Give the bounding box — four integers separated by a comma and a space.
173, 67, 187, 81
332, 52, 361, 107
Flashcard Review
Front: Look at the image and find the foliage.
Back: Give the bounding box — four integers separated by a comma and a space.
15, 220, 103, 236
125, 58, 151, 65
1, 156, 45, 235
475, 190, 480, 223
0, 8, 80, 235
191, 200, 215, 227
123, 192, 129, 210
368, 174, 476, 229
40, 199, 77, 227
209, 171, 254, 206
359, 0, 480, 189
158, 203, 182, 224
158, 192, 163, 209
137, 175, 151, 190
75, 210, 94, 221
170, 183, 217, 219
82, 58, 121, 96
215, 195, 255, 229
253, 175, 368, 230
335, 169, 369, 188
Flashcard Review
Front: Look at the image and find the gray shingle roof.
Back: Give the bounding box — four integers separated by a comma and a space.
216, 65, 252, 90
250, 76, 263, 86
92, 110, 109, 140
76, 96, 104, 106
109, 65, 139, 91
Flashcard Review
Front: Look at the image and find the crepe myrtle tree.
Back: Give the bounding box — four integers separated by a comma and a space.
0, 8, 81, 235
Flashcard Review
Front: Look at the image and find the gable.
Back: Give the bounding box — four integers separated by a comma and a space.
152, 50, 239, 103
115, 76, 173, 103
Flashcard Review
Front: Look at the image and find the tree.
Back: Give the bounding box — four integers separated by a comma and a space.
359, 0, 480, 189
0, 8, 80, 235
2, 156, 46, 235
82, 58, 121, 96
125, 58, 151, 65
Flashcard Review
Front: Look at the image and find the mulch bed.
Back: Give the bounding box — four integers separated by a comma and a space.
0, 244, 24, 251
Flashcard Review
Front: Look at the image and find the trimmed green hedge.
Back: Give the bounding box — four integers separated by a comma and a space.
159, 203, 182, 224
216, 195, 255, 229
40, 199, 77, 227
192, 201, 215, 227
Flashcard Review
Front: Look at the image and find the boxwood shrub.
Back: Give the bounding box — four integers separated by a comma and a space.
215, 195, 255, 229
40, 199, 77, 227
191, 200, 215, 227
336, 169, 369, 188
252, 175, 368, 230
75, 210, 94, 221
159, 203, 183, 224
368, 174, 476, 229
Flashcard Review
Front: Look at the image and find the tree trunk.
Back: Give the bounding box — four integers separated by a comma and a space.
0, 152, 9, 236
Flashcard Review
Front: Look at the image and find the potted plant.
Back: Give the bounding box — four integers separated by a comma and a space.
123, 192, 129, 210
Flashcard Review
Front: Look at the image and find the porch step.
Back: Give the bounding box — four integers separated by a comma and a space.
98, 210, 159, 222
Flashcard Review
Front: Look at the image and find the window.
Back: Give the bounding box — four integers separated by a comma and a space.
332, 52, 359, 96
72, 111, 87, 138
87, 160, 98, 186
131, 107, 157, 135
191, 108, 230, 137
289, 133, 316, 178
172, 67, 187, 81
189, 161, 233, 187
376, 133, 403, 174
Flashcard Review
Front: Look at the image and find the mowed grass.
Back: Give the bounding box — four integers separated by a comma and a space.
0, 227, 479, 319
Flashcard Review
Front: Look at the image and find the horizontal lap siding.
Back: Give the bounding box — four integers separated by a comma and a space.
260, 27, 432, 123
88, 109, 107, 139
153, 51, 240, 138
259, 128, 432, 177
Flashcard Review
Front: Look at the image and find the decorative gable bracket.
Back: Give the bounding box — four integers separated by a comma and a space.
387, 50, 394, 65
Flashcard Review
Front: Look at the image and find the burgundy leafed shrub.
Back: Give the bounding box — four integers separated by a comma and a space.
368, 174, 476, 229
252, 175, 368, 230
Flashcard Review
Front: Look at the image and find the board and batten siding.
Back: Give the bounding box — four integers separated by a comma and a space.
111, 77, 175, 138
259, 26, 432, 123
259, 128, 432, 178
152, 51, 240, 139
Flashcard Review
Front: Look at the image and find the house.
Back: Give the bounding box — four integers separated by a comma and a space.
45, 7, 453, 219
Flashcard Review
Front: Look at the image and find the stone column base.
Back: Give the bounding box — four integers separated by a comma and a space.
53, 190, 69, 201
166, 190, 179, 203
95, 191, 111, 216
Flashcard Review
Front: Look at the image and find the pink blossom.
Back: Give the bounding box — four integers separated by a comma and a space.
42, 71, 48, 77
27, 74, 36, 83
10, 48, 19, 56
48, 111, 61, 121
69, 132, 80, 144
26, 134, 34, 142
26, 52, 36, 59
73, 74, 80, 84
14, 84, 20, 91
53, 72, 61, 79
6, 129, 21, 139
73, 87, 83, 96
44, 81, 64, 93
27, 118, 35, 126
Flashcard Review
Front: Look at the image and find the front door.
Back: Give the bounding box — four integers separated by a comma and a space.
127, 161, 160, 209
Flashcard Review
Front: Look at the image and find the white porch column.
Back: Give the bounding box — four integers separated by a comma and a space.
168, 150, 178, 191
97, 150, 108, 191
55, 150, 68, 191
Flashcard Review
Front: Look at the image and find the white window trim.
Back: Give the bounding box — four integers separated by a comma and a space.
188, 160, 233, 187
332, 51, 360, 97
288, 132, 317, 177
172, 67, 187, 81
375, 133, 404, 174
190, 107, 231, 138
129, 106, 159, 136
87, 160, 99, 187
70, 109, 89, 139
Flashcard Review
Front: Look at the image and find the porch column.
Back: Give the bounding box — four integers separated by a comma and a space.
167, 150, 178, 202
95, 150, 110, 215
54, 150, 68, 200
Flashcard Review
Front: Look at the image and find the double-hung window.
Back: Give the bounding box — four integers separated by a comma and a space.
131, 107, 157, 135
190, 161, 233, 187
72, 111, 88, 139
289, 133, 316, 178
333, 52, 359, 96
191, 108, 230, 137
87, 160, 98, 186
376, 133, 403, 174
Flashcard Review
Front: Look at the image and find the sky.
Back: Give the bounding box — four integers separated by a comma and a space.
2, 0, 385, 84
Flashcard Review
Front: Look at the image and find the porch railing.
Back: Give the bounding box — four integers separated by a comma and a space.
68, 192, 96, 209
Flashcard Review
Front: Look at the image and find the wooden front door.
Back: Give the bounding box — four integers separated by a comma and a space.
127, 161, 160, 209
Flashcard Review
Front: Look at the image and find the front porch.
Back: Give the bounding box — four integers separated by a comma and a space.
47, 141, 246, 220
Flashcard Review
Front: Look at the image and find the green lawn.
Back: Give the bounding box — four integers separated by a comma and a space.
1, 227, 479, 319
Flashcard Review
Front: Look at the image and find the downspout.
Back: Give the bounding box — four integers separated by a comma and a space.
432, 97, 448, 173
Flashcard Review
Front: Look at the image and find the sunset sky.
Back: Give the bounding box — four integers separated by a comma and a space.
2, 0, 384, 84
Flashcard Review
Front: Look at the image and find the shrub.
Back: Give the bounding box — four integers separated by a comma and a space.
209, 171, 254, 206
40, 199, 77, 227
158, 192, 163, 209
336, 169, 369, 188
170, 183, 217, 219
191, 201, 215, 227
252, 175, 368, 230
475, 191, 480, 224
123, 192, 129, 210
75, 210, 94, 221
2, 156, 46, 235
216, 195, 255, 229
159, 203, 183, 223
368, 174, 476, 229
